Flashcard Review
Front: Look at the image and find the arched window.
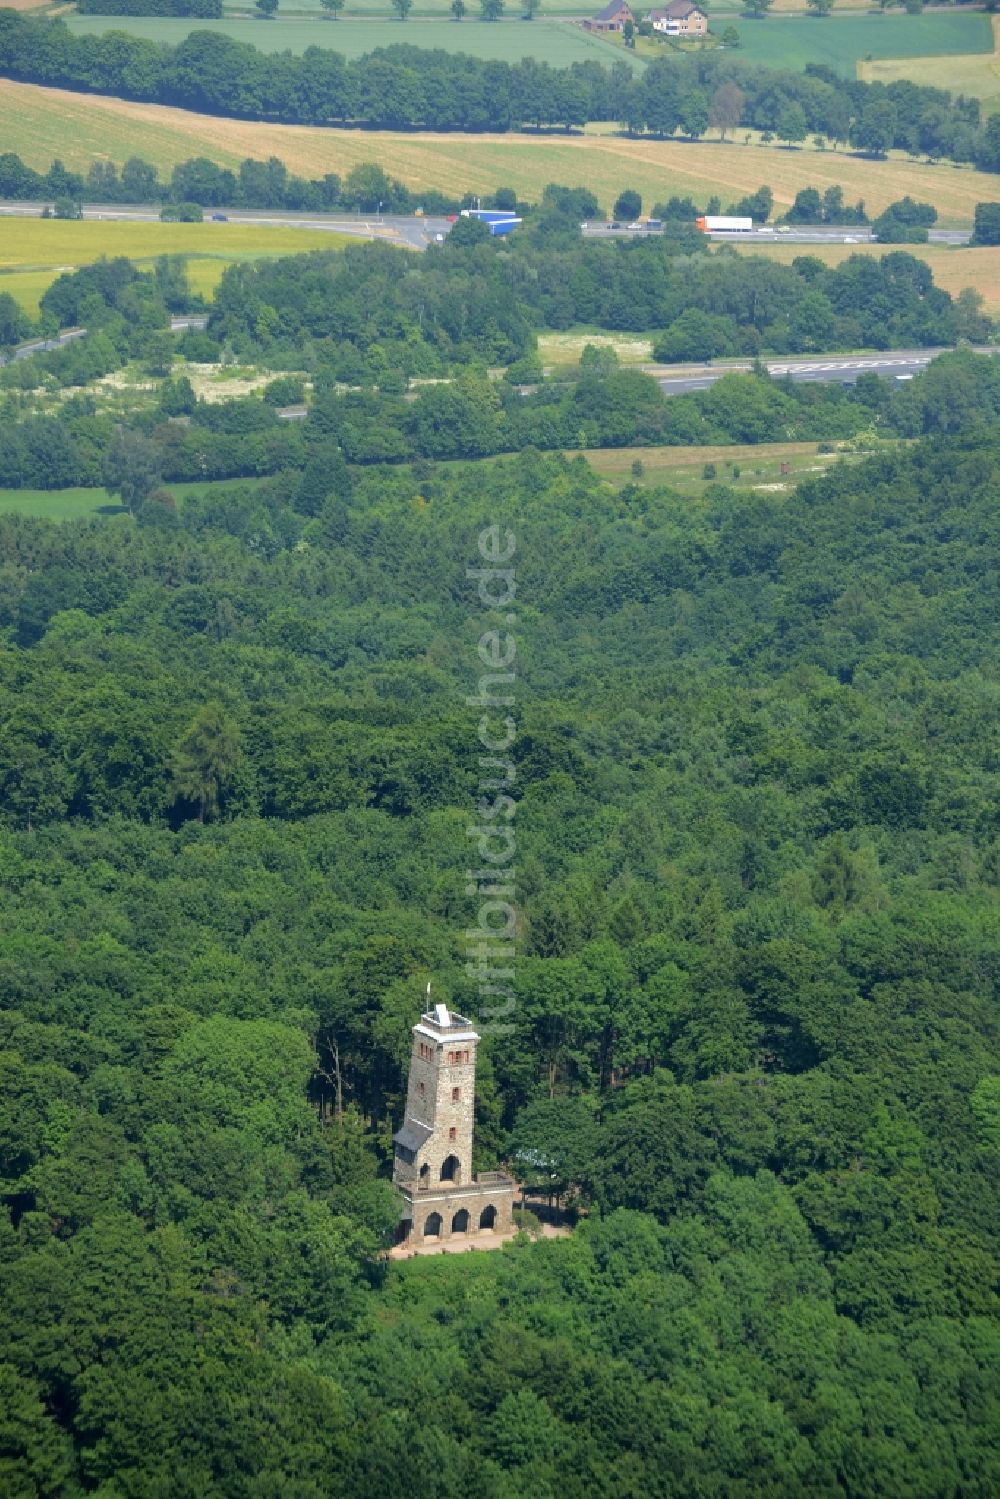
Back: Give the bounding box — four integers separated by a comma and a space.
423, 1212, 442, 1239
452, 1209, 470, 1235
440, 1154, 461, 1184
479, 1204, 497, 1232
419, 1163, 430, 1190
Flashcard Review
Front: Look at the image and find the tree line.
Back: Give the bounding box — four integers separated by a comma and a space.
0, 148, 480, 217
76, 0, 222, 15
625, 55, 986, 165
0, 12, 994, 169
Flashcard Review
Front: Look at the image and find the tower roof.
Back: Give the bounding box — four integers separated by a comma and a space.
415, 1004, 479, 1044
394, 1120, 434, 1152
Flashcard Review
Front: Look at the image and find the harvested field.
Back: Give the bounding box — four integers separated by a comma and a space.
0, 80, 987, 224
582, 441, 860, 494
538, 332, 654, 369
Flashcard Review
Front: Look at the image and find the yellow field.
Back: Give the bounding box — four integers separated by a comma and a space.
860, 17, 1000, 115
0, 218, 355, 312
538, 332, 654, 368
728, 240, 1000, 314
0, 78, 988, 226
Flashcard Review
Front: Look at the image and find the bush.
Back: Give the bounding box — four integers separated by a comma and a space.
160, 375, 197, 416
177, 330, 220, 363
874, 219, 929, 244
161, 202, 204, 222
729, 186, 773, 222
377, 368, 408, 395
263, 375, 306, 408
613, 189, 642, 222
505, 353, 544, 384
512, 1206, 543, 1239
874, 196, 936, 242
972, 202, 1000, 247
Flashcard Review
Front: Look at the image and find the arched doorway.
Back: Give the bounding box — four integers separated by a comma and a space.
423, 1212, 442, 1239
452, 1209, 470, 1235
440, 1154, 461, 1184
479, 1204, 496, 1232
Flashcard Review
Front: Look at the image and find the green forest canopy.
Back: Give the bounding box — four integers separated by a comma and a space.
0, 405, 998, 1490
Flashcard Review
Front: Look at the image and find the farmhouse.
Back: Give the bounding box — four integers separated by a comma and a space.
646, 1, 708, 36
583, 1, 635, 33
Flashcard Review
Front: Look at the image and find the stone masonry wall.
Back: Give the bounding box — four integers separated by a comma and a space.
405, 1181, 515, 1242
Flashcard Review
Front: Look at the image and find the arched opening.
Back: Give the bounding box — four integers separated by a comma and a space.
418, 1163, 430, 1191
452, 1209, 470, 1235
440, 1154, 461, 1184
423, 1212, 442, 1240
479, 1204, 496, 1232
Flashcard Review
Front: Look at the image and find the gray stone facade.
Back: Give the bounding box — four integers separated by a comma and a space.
393, 1000, 515, 1244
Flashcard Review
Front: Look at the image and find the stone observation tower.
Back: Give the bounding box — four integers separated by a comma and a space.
393, 991, 514, 1244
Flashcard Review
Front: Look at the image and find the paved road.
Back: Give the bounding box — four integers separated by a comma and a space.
582, 223, 973, 246
652, 349, 966, 396
3, 315, 207, 366
1, 201, 973, 250
0, 201, 451, 249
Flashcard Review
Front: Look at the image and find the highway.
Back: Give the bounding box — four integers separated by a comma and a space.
2, 315, 206, 366
651, 349, 966, 396
5, 320, 973, 395
1, 201, 973, 250
0, 201, 451, 249
582, 223, 972, 246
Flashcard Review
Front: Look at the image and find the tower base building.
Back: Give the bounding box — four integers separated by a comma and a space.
393, 1000, 515, 1245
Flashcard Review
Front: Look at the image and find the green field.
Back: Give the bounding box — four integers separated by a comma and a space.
64, 10, 990, 74
0, 477, 262, 521
861, 17, 1000, 115
64, 14, 642, 65
0, 486, 124, 521
0, 256, 235, 314
222, 0, 602, 12
693, 14, 990, 75
609, 12, 992, 73
0, 218, 356, 313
